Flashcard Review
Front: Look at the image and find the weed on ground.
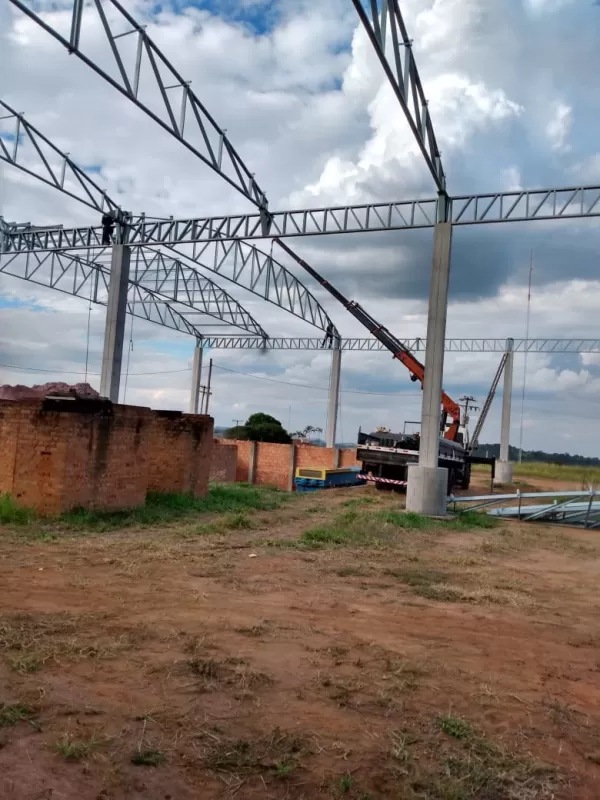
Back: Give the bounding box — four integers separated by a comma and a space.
300, 508, 496, 549
0, 612, 145, 673
1, 484, 289, 536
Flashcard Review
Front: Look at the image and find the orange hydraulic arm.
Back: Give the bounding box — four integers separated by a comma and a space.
275, 239, 461, 441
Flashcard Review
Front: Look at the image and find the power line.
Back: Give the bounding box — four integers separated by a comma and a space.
0, 359, 417, 397
0, 362, 192, 377
211, 363, 415, 396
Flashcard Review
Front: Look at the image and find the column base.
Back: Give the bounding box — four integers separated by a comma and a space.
494, 460, 513, 485
406, 466, 448, 516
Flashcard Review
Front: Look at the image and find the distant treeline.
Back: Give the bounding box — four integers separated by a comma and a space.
473, 443, 600, 468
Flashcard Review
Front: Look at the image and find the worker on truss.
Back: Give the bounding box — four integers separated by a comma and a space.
322, 322, 336, 349
101, 213, 115, 245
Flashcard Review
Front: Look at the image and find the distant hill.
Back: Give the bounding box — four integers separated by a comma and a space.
473, 443, 600, 468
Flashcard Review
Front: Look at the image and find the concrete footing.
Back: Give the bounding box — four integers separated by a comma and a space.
495, 460, 514, 485
406, 465, 448, 516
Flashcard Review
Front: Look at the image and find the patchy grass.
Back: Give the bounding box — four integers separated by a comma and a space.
191, 511, 257, 536
0, 703, 35, 726
438, 713, 474, 740
0, 612, 143, 673
199, 727, 309, 775
57, 484, 288, 532
0, 494, 34, 525
0, 485, 292, 537
55, 734, 99, 761
131, 749, 166, 766
300, 508, 496, 549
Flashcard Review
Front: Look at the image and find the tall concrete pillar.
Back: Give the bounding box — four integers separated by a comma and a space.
326, 344, 342, 449
99, 244, 131, 402
189, 342, 203, 414
495, 338, 514, 485
406, 217, 453, 516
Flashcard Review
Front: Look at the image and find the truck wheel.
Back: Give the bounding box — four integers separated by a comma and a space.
460, 463, 471, 490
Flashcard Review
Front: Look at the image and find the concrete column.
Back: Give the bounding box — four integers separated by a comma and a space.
326, 344, 342, 449
495, 338, 514, 485
406, 219, 453, 516
248, 440, 257, 485
189, 343, 203, 414
288, 444, 297, 491
99, 244, 131, 402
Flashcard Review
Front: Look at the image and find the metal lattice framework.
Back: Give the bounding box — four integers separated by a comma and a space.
0, 99, 120, 216
6, 0, 269, 215
5, 184, 600, 249
351, 0, 446, 193
0, 91, 336, 336
164, 241, 333, 332
195, 337, 600, 353
0, 248, 268, 338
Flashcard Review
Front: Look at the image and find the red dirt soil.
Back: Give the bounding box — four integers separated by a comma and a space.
0, 486, 599, 798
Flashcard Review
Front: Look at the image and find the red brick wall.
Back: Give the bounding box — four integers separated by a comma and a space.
222, 440, 360, 490
234, 440, 252, 483
0, 401, 20, 495
295, 444, 335, 469
253, 442, 292, 490
146, 412, 213, 497
209, 441, 238, 482
339, 447, 360, 468
0, 399, 152, 515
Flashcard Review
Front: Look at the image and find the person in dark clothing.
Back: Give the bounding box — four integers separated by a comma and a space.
322, 322, 335, 349
101, 213, 115, 245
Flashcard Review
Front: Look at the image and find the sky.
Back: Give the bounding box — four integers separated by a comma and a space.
2, 0, 600, 454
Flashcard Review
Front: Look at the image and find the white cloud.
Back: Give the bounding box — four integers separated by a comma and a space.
546, 102, 572, 151
2, 0, 600, 456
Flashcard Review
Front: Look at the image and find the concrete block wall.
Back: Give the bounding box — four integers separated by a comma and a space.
210, 441, 238, 482
146, 411, 213, 496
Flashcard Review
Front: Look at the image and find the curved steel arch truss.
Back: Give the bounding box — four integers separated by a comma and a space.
0, 248, 268, 339
7, 0, 269, 214
162, 242, 335, 334
0, 98, 336, 336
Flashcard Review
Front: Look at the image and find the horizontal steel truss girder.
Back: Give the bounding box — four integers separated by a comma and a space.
195, 337, 600, 352
0, 248, 269, 339
6, 0, 268, 211
5, 185, 600, 247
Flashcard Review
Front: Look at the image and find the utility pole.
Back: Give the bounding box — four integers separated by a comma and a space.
202, 358, 213, 414
459, 395, 479, 445
232, 419, 243, 427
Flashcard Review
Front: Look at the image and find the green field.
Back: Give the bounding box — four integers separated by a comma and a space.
475, 461, 600, 485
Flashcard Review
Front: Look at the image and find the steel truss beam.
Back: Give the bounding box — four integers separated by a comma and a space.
0, 248, 269, 339
0, 100, 120, 216
197, 337, 600, 353
7, 0, 269, 213
6, 184, 600, 248
165, 241, 334, 333
351, 0, 445, 193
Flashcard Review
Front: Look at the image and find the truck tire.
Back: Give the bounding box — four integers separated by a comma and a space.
460, 462, 471, 490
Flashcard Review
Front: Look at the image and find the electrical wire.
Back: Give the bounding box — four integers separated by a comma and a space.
0, 360, 415, 396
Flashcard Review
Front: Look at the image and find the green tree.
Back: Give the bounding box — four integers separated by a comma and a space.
223, 413, 291, 444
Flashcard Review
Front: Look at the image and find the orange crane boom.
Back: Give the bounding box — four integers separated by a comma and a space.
274, 239, 461, 441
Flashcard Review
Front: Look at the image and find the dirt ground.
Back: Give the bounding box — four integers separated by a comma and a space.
1, 478, 600, 799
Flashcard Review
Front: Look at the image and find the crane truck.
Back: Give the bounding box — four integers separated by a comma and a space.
275, 239, 480, 491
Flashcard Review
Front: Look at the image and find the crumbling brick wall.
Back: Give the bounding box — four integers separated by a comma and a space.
210, 441, 238, 482
146, 412, 214, 496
